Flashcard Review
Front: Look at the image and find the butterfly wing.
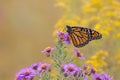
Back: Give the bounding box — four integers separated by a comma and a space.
87, 29, 102, 41
66, 25, 102, 48
73, 27, 102, 41
69, 27, 90, 47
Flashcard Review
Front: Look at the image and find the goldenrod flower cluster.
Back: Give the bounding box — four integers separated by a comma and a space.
54, 0, 120, 79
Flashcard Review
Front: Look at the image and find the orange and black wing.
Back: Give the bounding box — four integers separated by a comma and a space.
66, 25, 102, 48
88, 29, 102, 41
69, 27, 90, 47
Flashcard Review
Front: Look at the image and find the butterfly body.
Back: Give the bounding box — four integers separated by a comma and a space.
66, 25, 102, 48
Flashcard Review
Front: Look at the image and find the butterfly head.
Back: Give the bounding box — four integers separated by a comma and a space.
66, 25, 73, 34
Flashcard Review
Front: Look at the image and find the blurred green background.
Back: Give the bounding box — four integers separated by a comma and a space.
0, 0, 61, 80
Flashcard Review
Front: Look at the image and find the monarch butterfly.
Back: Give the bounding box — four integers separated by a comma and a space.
66, 25, 102, 48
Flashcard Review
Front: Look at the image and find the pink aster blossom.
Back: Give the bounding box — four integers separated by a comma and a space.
42, 47, 55, 57
74, 48, 85, 60
57, 31, 71, 44
16, 68, 37, 80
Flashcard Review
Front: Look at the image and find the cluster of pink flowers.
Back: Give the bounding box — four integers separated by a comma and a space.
15, 63, 51, 80
15, 31, 113, 80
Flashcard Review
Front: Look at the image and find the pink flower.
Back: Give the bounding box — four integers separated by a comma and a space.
57, 31, 71, 44
16, 68, 37, 80
37, 63, 51, 72
42, 47, 55, 57
74, 48, 85, 60
61, 63, 81, 77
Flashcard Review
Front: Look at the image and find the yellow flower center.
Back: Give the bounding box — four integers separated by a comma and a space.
68, 66, 74, 72
41, 64, 47, 69
59, 34, 65, 40
25, 71, 30, 76
45, 47, 51, 53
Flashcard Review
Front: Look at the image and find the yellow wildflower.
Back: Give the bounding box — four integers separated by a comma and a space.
65, 20, 78, 26
114, 21, 120, 27
115, 53, 120, 60
105, 27, 114, 32
86, 50, 108, 72
83, 8, 95, 13
90, 16, 100, 22
54, 0, 120, 78
106, 11, 116, 17
116, 33, 120, 38
71, 14, 80, 22
94, 24, 101, 31
100, 30, 109, 36
86, 60, 101, 72
95, 50, 109, 59
108, 0, 120, 6
91, 0, 103, 9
